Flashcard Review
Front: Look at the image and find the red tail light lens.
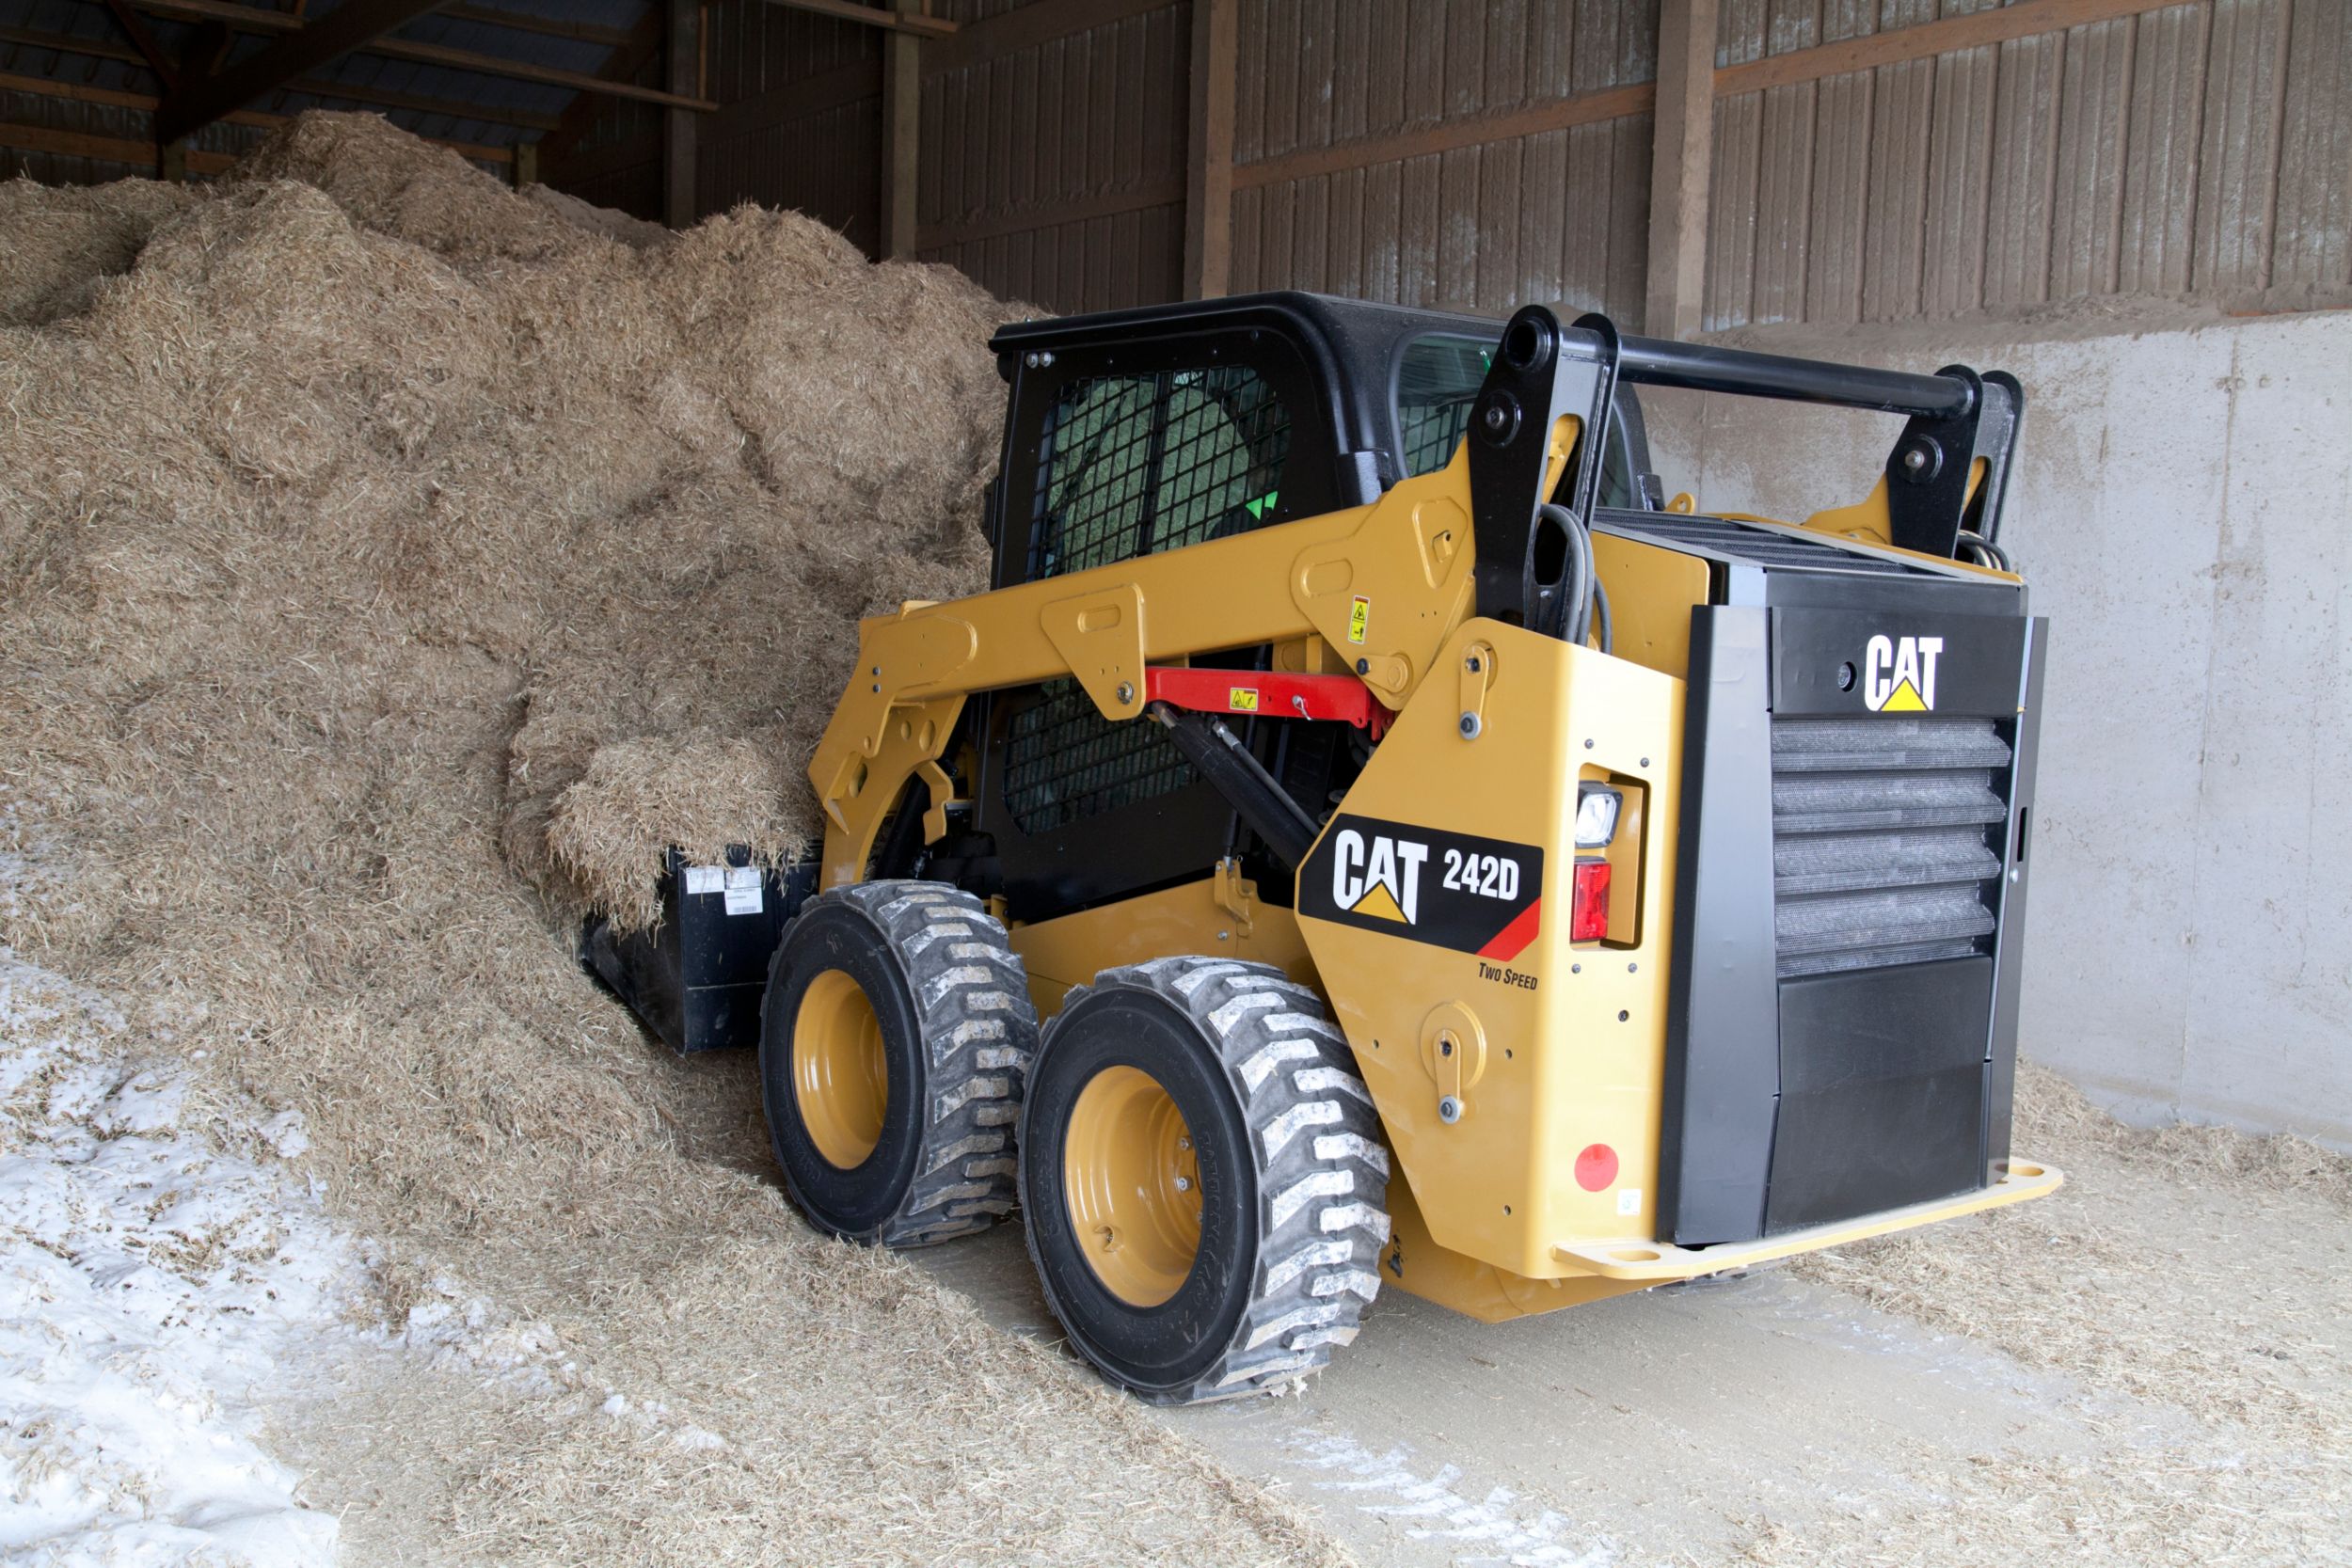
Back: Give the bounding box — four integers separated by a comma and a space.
1570, 859, 1612, 942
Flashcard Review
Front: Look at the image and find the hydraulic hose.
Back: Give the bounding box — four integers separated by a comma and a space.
1535, 503, 1613, 655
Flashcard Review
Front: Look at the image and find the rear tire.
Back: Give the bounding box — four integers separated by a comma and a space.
1019, 958, 1391, 1403
759, 880, 1037, 1246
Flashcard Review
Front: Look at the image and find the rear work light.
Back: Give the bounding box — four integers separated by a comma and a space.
1570, 859, 1612, 942
1574, 784, 1623, 848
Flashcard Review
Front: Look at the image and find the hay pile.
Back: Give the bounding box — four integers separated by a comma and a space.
0, 112, 1344, 1565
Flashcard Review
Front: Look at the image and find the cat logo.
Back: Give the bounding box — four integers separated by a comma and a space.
1328, 826, 1428, 925
1301, 814, 1545, 958
1863, 633, 1944, 712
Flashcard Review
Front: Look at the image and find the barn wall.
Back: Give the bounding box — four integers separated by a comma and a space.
590, 0, 2350, 332
1703, 0, 2352, 330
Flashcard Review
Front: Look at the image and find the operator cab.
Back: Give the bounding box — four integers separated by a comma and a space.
965, 293, 1657, 923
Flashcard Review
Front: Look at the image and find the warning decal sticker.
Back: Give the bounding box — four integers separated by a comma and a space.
1298, 814, 1544, 961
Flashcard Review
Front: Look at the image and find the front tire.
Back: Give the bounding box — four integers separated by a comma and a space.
759, 880, 1037, 1246
1019, 958, 1391, 1403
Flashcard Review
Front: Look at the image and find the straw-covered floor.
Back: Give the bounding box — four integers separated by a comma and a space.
0, 113, 1343, 1565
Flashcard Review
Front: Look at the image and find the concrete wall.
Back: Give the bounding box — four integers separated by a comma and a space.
1641, 308, 2352, 1148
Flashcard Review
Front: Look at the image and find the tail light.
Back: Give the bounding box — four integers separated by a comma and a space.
1570, 859, 1612, 942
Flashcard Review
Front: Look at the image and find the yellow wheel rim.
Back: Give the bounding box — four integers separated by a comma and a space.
1063, 1065, 1202, 1307
793, 970, 888, 1169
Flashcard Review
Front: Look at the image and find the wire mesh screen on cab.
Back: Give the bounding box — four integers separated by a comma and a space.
1025, 367, 1292, 579
1002, 365, 1293, 833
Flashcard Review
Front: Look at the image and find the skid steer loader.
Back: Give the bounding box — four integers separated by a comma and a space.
587, 293, 2059, 1403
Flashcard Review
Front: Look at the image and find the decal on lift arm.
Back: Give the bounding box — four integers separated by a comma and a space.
1298, 815, 1544, 962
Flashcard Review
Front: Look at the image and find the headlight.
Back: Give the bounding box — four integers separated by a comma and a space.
1574, 785, 1622, 848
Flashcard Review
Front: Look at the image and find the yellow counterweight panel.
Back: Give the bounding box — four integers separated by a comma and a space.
1297, 617, 1686, 1283
1585, 532, 1712, 679
1380, 1167, 1656, 1323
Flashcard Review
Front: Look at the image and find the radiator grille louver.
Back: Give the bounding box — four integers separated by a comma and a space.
1770, 717, 2011, 977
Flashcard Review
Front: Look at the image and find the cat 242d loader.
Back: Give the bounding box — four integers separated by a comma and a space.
586, 293, 2060, 1403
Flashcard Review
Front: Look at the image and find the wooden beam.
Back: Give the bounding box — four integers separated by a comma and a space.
1233, 81, 1654, 191
1183, 0, 1234, 300
0, 68, 186, 114
134, 2, 716, 114
157, 0, 453, 144
925, 0, 1162, 74
513, 136, 536, 187
880, 0, 921, 257
278, 71, 563, 131
0, 119, 220, 169
756, 0, 953, 40
0, 67, 275, 130
0, 24, 146, 68
0, 24, 553, 131
439, 5, 637, 49
134, 0, 299, 35
99, 0, 180, 89
1644, 0, 1715, 341
312, 34, 716, 109
1712, 0, 2185, 97
663, 0, 696, 227
0, 109, 510, 167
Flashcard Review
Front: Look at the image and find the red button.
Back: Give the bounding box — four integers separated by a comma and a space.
1575, 1143, 1619, 1192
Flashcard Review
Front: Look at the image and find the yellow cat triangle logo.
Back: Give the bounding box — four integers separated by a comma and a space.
1880, 678, 1928, 712
1349, 881, 1409, 923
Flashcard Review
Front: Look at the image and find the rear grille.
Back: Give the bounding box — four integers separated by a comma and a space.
1771, 717, 2010, 977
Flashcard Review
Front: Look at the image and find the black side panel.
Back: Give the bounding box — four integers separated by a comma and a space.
1659, 607, 1782, 1246
1983, 617, 2049, 1171
1765, 957, 1993, 1230
581, 852, 814, 1054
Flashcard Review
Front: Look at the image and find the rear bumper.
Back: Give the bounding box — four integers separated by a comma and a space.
1550, 1159, 2061, 1282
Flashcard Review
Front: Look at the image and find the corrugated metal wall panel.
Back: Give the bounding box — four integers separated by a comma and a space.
2271, 0, 2351, 287
2117, 2, 2208, 296
1860, 55, 1933, 323
1230, 0, 1656, 321
1805, 69, 1870, 324
1706, 88, 1761, 328
1703, 0, 2329, 327
2049, 16, 2134, 299
1920, 30, 1998, 318
2190, 0, 2289, 291
915, 0, 1185, 312
1981, 30, 2063, 310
